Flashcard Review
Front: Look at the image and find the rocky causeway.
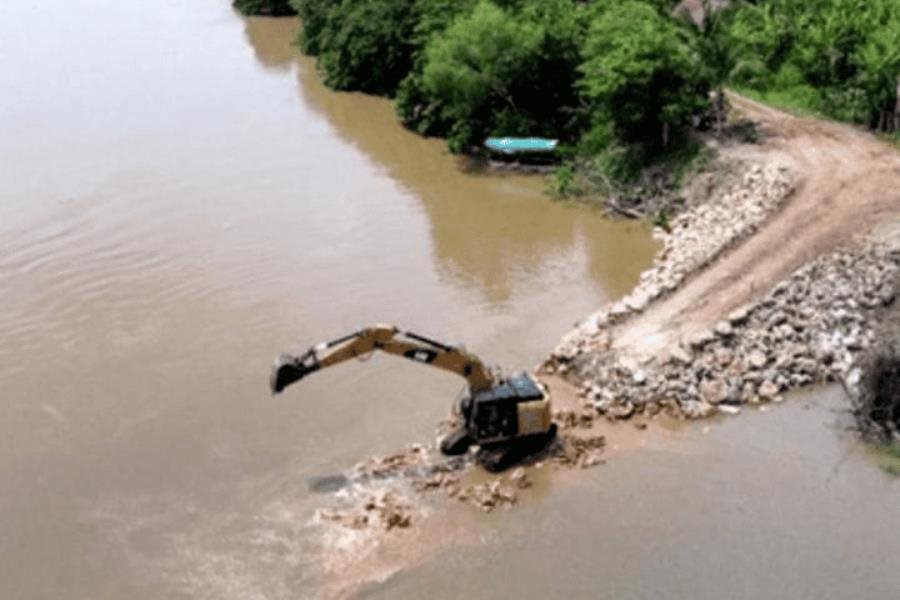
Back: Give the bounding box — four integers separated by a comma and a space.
543, 150, 900, 422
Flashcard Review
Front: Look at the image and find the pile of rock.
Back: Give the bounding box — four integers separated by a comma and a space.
554, 243, 900, 419
353, 444, 451, 480
318, 490, 413, 531
555, 432, 606, 468
456, 480, 519, 512
552, 161, 795, 361
441, 465, 533, 512
317, 453, 466, 531
319, 415, 611, 526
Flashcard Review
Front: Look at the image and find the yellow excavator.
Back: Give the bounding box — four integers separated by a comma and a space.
270, 324, 556, 471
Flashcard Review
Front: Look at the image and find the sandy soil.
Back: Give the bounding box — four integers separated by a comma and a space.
613, 93, 900, 361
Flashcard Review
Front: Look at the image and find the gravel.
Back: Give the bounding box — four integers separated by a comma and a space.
543, 159, 900, 420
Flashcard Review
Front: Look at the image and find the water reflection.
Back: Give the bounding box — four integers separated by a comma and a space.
240, 16, 298, 71
3, 7, 658, 600
238, 17, 658, 305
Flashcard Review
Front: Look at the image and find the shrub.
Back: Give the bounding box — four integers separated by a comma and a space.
291, 0, 332, 54
418, 0, 588, 151
853, 344, 900, 443
547, 164, 578, 198
293, 0, 417, 94
322, 0, 417, 94
421, 2, 542, 151
395, 0, 479, 135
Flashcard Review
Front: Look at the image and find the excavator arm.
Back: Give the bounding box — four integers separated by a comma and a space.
270, 324, 495, 395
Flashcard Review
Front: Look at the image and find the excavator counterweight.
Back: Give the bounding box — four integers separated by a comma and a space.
270, 324, 556, 472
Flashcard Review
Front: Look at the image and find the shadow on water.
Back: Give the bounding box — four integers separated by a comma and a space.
237, 17, 658, 306
307, 473, 351, 494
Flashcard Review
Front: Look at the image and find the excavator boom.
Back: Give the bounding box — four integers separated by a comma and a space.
269, 323, 556, 472
270, 324, 495, 394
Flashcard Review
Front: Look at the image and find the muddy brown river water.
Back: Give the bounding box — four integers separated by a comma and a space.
1, 2, 898, 599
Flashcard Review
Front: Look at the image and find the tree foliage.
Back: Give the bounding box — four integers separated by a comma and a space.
291, 0, 331, 54
720, 0, 900, 131
394, 0, 480, 135
292, 0, 417, 94
290, 0, 899, 157
293, 0, 710, 152
398, 0, 589, 150
420, 2, 538, 150
581, 1, 711, 148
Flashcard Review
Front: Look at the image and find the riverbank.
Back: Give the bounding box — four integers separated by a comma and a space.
306, 92, 900, 541
544, 94, 900, 426
546, 241, 900, 418
0, 5, 662, 599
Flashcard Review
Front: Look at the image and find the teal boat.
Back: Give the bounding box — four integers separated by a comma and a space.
484, 137, 558, 154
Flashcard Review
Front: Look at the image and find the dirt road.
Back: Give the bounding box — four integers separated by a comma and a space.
613, 94, 900, 360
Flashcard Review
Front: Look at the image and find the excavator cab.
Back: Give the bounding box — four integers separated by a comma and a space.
470, 374, 549, 443
270, 325, 556, 472
443, 373, 555, 471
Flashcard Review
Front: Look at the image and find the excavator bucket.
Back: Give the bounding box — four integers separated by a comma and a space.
270, 353, 318, 394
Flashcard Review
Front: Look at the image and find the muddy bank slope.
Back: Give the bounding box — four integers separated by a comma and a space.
545, 93, 900, 411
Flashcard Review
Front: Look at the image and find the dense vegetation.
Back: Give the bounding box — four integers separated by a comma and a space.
233, 0, 297, 17
722, 0, 900, 133
290, 0, 712, 155
852, 344, 900, 475
289, 0, 584, 150
285, 0, 899, 201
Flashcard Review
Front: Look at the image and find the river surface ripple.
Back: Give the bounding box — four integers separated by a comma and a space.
1, 2, 897, 599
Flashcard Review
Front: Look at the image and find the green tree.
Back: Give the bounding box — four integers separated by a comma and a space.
853, 4, 900, 129
292, 0, 417, 94
320, 0, 417, 94
421, 1, 544, 150
291, 0, 332, 55
580, 1, 710, 148
419, 0, 588, 151
518, 0, 590, 137
720, 1, 794, 87
721, 0, 900, 130
395, 0, 479, 135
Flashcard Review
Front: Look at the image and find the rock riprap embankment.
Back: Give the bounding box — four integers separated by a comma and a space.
546, 243, 899, 419
544, 154, 900, 420
585, 162, 794, 324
